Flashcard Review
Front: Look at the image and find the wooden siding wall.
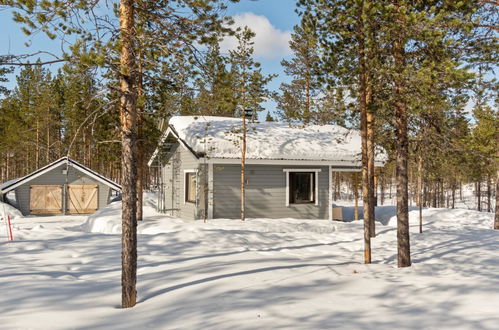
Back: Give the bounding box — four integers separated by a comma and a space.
14, 163, 111, 215
159, 144, 203, 220
213, 164, 329, 219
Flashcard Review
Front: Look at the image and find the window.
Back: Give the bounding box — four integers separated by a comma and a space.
284, 169, 321, 206
185, 171, 197, 203
290, 172, 315, 204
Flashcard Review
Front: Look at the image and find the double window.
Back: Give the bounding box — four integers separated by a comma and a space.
184, 170, 197, 203
284, 169, 320, 206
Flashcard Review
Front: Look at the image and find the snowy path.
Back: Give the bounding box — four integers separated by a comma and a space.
1, 208, 498, 329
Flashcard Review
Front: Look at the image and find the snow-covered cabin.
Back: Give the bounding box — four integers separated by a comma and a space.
1, 157, 121, 216
148, 116, 386, 220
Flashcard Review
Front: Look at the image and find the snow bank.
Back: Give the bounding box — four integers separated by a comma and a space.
79, 192, 164, 234
0, 201, 22, 219
2, 202, 499, 329
169, 116, 387, 162
386, 207, 493, 228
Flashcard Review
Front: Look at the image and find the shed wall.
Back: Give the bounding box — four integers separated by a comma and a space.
15, 163, 111, 215
213, 164, 329, 219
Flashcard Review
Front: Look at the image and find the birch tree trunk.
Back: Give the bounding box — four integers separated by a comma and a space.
120, 0, 138, 309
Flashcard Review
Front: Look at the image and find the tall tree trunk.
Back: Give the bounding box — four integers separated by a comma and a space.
46, 112, 50, 163
241, 109, 246, 221
452, 182, 455, 209
494, 169, 499, 229
36, 118, 40, 168
380, 169, 385, 205
304, 77, 310, 124
136, 54, 144, 221
487, 174, 491, 213
357, 3, 371, 263
394, 29, 411, 268
495, 136, 499, 228
477, 180, 482, 212
417, 154, 423, 234
354, 172, 359, 220
459, 181, 462, 201
120, 0, 138, 309
366, 83, 376, 238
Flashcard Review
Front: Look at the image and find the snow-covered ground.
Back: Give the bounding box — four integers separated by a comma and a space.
1, 196, 498, 329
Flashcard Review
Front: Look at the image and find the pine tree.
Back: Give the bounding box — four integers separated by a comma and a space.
298, 0, 379, 263
276, 24, 321, 124
229, 27, 274, 221
3, 0, 240, 308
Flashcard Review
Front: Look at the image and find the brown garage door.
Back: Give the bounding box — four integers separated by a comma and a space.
67, 185, 98, 214
30, 185, 63, 214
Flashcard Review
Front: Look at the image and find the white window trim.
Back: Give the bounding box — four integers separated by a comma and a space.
283, 169, 321, 207
183, 169, 198, 205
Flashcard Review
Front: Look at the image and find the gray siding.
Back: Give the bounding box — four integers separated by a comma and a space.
159, 144, 203, 220
213, 164, 329, 220
15, 163, 112, 216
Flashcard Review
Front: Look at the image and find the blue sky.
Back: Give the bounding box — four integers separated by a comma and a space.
0, 0, 300, 118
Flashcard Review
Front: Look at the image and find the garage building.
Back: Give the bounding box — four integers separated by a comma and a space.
1, 157, 121, 215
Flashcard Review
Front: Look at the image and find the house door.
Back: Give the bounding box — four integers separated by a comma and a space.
67, 185, 98, 214
30, 185, 63, 214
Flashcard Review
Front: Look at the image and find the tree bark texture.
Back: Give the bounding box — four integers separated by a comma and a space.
136, 56, 144, 222
354, 172, 359, 220
417, 154, 423, 234
495, 169, 499, 229
394, 34, 411, 268
367, 109, 376, 238
477, 181, 482, 212
357, 4, 371, 264
120, 0, 138, 309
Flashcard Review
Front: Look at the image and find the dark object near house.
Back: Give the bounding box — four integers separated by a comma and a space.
1, 157, 121, 216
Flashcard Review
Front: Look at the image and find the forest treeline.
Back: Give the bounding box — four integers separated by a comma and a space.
0, 2, 496, 213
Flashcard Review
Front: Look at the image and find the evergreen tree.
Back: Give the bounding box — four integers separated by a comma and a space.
3, 0, 240, 308
276, 24, 321, 124
228, 27, 274, 221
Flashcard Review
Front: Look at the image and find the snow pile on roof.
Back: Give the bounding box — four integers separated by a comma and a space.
1, 178, 22, 192
169, 116, 387, 163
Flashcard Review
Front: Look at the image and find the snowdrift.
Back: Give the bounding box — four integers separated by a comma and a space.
0, 201, 22, 219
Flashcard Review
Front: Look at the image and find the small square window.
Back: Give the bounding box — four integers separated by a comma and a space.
289, 172, 315, 204
185, 172, 197, 203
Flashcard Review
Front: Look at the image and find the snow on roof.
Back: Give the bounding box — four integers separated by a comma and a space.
168, 116, 387, 163
1, 177, 23, 191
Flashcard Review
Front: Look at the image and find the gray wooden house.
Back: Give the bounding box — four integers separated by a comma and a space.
148, 116, 386, 220
1, 157, 121, 216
